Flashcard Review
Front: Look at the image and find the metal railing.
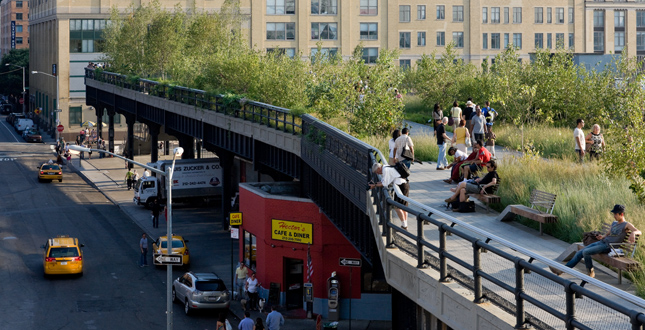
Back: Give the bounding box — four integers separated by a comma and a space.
85, 68, 645, 329
85, 68, 302, 135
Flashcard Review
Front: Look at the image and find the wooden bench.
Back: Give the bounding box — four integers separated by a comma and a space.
558, 224, 641, 284
497, 189, 557, 235
466, 184, 500, 213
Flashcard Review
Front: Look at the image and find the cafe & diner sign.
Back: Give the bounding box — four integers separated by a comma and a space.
271, 219, 313, 244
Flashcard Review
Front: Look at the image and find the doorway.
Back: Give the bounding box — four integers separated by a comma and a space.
284, 258, 303, 310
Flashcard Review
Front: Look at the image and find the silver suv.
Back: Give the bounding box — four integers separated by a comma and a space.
172, 272, 230, 315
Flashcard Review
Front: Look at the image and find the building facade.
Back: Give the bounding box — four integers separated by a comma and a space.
1, 0, 29, 57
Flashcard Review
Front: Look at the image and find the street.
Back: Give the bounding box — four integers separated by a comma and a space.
0, 117, 235, 330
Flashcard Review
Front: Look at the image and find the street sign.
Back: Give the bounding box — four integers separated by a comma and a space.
53, 109, 62, 112
230, 212, 242, 226
19, 98, 23, 104
339, 257, 361, 267
57, 125, 64, 132
154, 254, 183, 265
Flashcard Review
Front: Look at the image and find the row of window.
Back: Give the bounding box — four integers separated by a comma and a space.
533, 33, 575, 49
592, 31, 639, 52
482, 7, 523, 24
266, 22, 338, 40
534, 7, 574, 24
68, 107, 120, 125
592, 10, 645, 28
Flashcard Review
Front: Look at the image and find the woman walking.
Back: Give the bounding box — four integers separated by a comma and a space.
452, 120, 470, 154
431, 103, 443, 137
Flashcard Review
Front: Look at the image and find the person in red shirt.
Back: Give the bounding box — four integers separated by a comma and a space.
460, 140, 491, 181
448, 147, 478, 183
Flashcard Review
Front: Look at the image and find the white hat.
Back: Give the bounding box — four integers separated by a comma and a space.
466, 101, 473, 106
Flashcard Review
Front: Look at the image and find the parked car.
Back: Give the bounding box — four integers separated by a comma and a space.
42, 235, 84, 277
172, 272, 230, 315
6, 112, 23, 123
23, 128, 42, 143
0, 103, 12, 115
14, 118, 34, 132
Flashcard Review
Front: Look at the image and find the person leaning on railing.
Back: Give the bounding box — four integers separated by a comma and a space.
369, 163, 409, 230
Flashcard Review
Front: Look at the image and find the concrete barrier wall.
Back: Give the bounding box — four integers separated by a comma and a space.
86, 79, 301, 157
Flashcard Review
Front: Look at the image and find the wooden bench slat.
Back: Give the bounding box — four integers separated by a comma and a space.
509, 205, 558, 223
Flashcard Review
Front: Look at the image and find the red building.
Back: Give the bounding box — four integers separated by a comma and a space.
0, 0, 29, 57
238, 182, 390, 320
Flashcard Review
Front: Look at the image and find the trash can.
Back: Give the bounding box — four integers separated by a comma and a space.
323, 322, 338, 330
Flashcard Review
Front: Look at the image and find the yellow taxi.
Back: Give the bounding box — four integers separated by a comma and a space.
153, 235, 190, 268
42, 236, 84, 277
38, 163, 63, 183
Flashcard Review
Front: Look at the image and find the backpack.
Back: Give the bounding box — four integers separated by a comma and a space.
388, 162, 410, 179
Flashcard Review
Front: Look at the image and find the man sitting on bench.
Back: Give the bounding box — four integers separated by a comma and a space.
460, 140, 492, 181
445, 160, 499, 204
551, 204, 641, 278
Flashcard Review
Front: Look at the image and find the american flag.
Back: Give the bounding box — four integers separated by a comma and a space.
306, 244, 313, 283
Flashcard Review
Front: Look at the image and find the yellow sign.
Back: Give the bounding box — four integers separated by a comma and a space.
230, 212, 243, 226
271, 219, 313, 245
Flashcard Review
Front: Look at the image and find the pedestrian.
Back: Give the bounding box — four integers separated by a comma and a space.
235, 262, 249, 300
123, 150, 129, 169
143, 169, 151, 179
551, 204, 641, 278
451, 120, 470, 154
151, 199, 161, 228
139, 233, 148, 267
585, 124, 605, 161
88, 144, 92, 159
66, 151, 71, 163
388, 129, 401, 166
245, 272, 261, 311
436, 117, 450, 170
254, 317, 265, 330
393, 127, 414, 169
133, 169, 139, 183
470, 105, 486, 142
394, 88, 402, 101
369, 163, 409, 230
431, 103, 443, 137
265, 305, 284, 330
451, 101, 462, 131
574, 118, 585, 163
125, 168, 134, 190
239, 311, 254, 330
463, 98, 475, 130
216, 313, 227, 330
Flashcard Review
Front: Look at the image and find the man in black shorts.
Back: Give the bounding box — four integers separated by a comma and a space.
369, 163, 409, 230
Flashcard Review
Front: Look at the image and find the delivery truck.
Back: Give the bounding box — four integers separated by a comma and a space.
133, 158, 223, 207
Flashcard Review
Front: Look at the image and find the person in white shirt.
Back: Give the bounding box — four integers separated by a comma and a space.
573, 118, 585, 163
393, 128, 414, 169
245, 272, 261, 311
369, 163, 409, 230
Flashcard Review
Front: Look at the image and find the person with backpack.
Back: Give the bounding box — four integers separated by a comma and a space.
369, 163, 409, 230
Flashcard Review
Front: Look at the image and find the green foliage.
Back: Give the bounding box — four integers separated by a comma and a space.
0, 49, 29, 98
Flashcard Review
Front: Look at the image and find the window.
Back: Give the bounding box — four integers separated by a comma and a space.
569, 33, 574, 49
267, 48, 296, 58
491, 33, 500, 49
417, 32, 426, 46
483, 33, 488, 49
418, 5, 426, 20
638, 11, 645, 28
453, 32, 464, 48
69, 107, 82, 125
16, 1, 23, 7
16, 13, 23, 20
547, 33, 552, 48
568, 8, 574, 23
513, 8, 522, 23
637, 32, 645, 51
535, 8, 543, 23
311, 47, 338, 61
504, 7, 509, 24
360, 0, 377, 15
267, 0, 295, 15
436, 5, 445, 20
16, 37, 23, 44
594, 10, 605, 28
360, 23, 378, 40
594, 31, 604, 52
556, 8, 564, 24
535, 33, 543, 48
437, 31, 445, 46
69, 19, 107, 53
400, 5, 411, 22
399, 32, 411, 48
491, 7, 500, 23
547, 8, 552, 23
266, 23, 296, 40
16, 25, 23, 32
615, 31, 625, 52
513, 33, 522, 49
615, 11, 625, 28
556, 33, 564, 48
453, 6, 464, 22
504, 33, 509, 48
400, 60, 411, 70
311, 23, 337, 40
482, 7, 488, 23
311, 0, 337, 15
362, 48, 378, 64
243, 231, 257, 270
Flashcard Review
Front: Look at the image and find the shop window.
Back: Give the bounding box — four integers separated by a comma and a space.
244, 231, 257, 271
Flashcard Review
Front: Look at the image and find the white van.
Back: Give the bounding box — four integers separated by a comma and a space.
15, 118, 34, 132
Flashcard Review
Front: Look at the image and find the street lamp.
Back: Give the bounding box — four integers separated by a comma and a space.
6, 63, 25, 115
68, 145, 184, 330
31, 70, 59, 141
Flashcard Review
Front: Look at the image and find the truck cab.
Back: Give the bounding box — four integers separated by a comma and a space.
133, 177, 159, 208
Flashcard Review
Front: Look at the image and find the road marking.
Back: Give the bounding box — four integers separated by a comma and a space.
2, 237, 17, 240
0, 119, 22, 143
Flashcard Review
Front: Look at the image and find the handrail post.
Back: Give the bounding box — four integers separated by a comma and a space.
565, 283, 576, 330
417, 213, 427, 268
473, 240, 483, 303
514, 259, 529, 329
385, 191, 394, 248
439, 225, 449, 282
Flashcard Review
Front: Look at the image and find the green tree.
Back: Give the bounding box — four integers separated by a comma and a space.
0, 49, 29, 100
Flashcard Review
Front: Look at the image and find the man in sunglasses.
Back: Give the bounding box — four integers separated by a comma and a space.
445, 160, 499, 205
